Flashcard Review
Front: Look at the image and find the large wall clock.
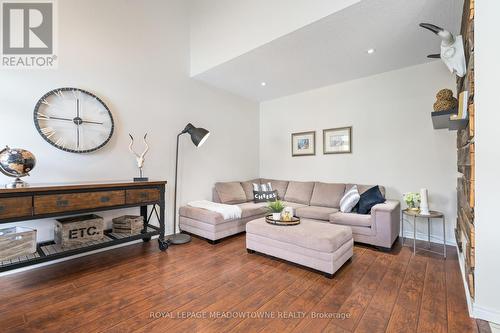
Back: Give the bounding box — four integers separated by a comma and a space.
34, 88, 114, 153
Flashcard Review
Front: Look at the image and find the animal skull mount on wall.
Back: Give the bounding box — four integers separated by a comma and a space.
419, 23, 466, 77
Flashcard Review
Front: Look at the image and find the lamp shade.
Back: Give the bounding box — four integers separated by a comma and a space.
183, 123, 210, 147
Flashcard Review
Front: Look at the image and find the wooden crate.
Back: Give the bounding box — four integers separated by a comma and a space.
0, 226, 37, 261
55, 214, 104, 248
112, 215, 143, 234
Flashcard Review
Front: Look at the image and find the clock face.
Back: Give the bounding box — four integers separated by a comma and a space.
34, 88, 114, 153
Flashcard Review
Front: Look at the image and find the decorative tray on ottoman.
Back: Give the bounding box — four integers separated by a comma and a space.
265, 214, 300, 226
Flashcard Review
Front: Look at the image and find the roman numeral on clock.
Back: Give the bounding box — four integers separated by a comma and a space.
37, 112, 50, 120
41, 127, 56, 139
54, 137, 65, 148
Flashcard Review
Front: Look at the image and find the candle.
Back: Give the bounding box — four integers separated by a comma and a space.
420, 188, 430, 215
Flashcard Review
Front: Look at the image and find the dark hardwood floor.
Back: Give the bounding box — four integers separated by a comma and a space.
0, 235, 477, 333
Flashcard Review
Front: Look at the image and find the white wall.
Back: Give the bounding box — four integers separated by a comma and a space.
260, 61, 457, 244
473, 0, 500, 323
0, 0, 259, 242
189, 0, 359, 76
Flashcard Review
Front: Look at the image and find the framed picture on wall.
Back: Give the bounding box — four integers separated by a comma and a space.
291, 131, 316, 156
323, 127, 352, 154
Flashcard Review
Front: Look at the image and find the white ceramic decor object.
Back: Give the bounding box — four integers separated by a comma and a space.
420, 188, 430, 215
284, 206, 294, 217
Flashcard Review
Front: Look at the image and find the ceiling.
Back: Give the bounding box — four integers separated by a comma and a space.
193, 0, 464, 102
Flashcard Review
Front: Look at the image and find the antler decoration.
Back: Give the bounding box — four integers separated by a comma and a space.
128, 133, 149, 178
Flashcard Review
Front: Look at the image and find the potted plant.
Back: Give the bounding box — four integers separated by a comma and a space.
267, 200, 285, 221
403, 192, 421, 212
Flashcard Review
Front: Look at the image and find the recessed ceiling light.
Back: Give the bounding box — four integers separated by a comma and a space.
367, 48, 376, 54
261, 82, 267, 86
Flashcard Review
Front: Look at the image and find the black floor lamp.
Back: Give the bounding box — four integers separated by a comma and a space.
168, 123, 210, 245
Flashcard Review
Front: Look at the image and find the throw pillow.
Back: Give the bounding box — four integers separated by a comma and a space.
339, 185, 360, 213
356, 185, 385, 214
253, 189, 278, 203
253, 182, 276, 202
253, 182, 273, 191
260, 182, 273, 192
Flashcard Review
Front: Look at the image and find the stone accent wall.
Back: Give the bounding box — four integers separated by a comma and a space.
456, 0, 475, 299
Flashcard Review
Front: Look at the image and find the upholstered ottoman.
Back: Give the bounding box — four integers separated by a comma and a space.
246, 218, 353, 278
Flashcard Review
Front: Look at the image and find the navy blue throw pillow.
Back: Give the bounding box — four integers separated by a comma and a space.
356, 186, 385, 214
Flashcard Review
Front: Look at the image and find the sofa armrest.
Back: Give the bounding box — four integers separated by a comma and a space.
370, 200, 401, 248
371, 199, 400, 213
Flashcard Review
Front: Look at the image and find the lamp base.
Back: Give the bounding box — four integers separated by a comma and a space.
133, 177, 149, 182
167, 233, 192, 245
5, 177, 29, 189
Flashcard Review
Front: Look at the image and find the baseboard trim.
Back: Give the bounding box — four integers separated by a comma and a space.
453, 246, 500, 324
474, 304, 500, 324
456, 246, 474, 316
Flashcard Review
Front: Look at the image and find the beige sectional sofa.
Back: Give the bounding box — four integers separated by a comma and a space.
179, 179, 400, 249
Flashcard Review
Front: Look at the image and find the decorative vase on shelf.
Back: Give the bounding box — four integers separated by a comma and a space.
419, 188, 430, 215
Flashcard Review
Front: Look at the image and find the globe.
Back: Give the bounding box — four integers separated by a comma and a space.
0, 146, 36, 188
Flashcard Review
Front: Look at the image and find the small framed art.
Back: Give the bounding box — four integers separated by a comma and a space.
291, 131, 316, 157
323, 127, 352, 154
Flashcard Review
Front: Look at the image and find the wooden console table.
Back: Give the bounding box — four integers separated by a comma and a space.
0, 180, 167, 272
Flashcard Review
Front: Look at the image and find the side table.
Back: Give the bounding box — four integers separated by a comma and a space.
401, 209, 446, 258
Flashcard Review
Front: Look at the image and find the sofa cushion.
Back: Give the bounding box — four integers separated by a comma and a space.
284, 181, 315, 205
179, 206, 224, 225
214, 182, 247, 204
356, 186, 385, 214
236, 202, 268, 218
281, 201, 308, 209
295, 206, 339, 221
240, 179, 261, 201
260, 179, 289, 199
310, 182, 346, 208
329, 212, 372, 227
347, 184, 386, 198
